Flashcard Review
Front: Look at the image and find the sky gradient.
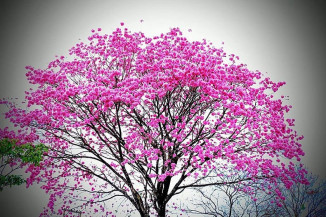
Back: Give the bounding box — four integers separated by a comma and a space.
1, 0, 326, 216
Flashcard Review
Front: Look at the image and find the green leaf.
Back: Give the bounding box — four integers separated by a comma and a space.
0, 139, 48, 191
0, 175, 26, 191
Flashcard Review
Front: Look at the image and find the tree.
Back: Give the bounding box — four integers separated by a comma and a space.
0, 138, 47, 191
183, 167, 326, 217
0, 25, 307, 216
181, 168, 281, 217
182, 169, 251, 217
276, 170, 326, 217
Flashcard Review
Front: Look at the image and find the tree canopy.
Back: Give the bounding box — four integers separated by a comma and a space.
0, 25, 306, 216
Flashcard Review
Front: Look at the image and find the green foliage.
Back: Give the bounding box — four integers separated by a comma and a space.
0, 139, 48, 191
0, 174, 25, 191
0, 139, 48, 166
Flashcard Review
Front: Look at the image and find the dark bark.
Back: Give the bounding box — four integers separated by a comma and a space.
157, 203, 167, 217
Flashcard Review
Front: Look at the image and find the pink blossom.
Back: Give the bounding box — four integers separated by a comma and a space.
0, 24, 306, 217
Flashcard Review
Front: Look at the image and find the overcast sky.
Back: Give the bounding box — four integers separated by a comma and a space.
1, 0, 326, 216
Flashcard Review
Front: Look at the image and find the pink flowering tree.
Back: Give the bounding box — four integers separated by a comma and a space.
1, 25, 307, 216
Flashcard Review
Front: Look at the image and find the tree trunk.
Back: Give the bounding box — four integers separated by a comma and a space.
140, 212, 150, 217
157, 203, 166, 217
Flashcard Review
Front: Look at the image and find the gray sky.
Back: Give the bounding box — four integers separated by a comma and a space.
1, 0, 326, 216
